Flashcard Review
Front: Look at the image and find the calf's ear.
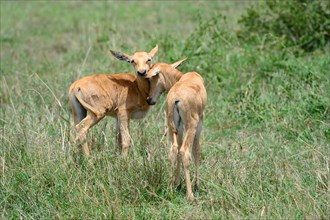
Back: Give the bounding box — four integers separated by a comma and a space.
171, 58, 188, 69
148, 45, 158, 58
146, 69, 160, 78
109, 50, 132, 63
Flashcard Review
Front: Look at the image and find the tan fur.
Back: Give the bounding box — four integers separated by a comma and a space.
143, 59, 207, 201
69, 45, 158, 156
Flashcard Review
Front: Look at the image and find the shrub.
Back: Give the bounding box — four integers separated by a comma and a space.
238, 0, 330, 52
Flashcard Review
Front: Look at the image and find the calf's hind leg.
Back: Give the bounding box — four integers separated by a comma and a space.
75, 111, 102, 156
174, 129, 183, 187
192, 119, 202, 190
180, 119, 198, 201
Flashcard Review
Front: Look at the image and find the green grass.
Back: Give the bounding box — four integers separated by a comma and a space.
1, 1, 329, 219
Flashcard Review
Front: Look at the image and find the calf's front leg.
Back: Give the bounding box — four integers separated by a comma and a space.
117, 111, 131, 157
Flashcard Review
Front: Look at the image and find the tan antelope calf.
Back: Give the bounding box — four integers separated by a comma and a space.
69, 45, 158, 156
143, 59, 207, 201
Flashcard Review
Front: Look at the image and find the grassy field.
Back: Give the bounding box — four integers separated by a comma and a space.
1, 1, 329, 219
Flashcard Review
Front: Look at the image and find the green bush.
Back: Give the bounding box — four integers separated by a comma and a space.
238, 0, 330, 52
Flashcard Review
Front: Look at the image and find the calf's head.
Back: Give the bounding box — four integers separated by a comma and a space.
144, 58, 187, 105
110, 45, 158, 76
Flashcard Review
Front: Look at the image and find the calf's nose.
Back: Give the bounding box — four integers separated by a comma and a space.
137, 69, 147, 76
146, 97, 156, 105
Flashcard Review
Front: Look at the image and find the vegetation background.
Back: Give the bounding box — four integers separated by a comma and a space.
1, 1, 329, 219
